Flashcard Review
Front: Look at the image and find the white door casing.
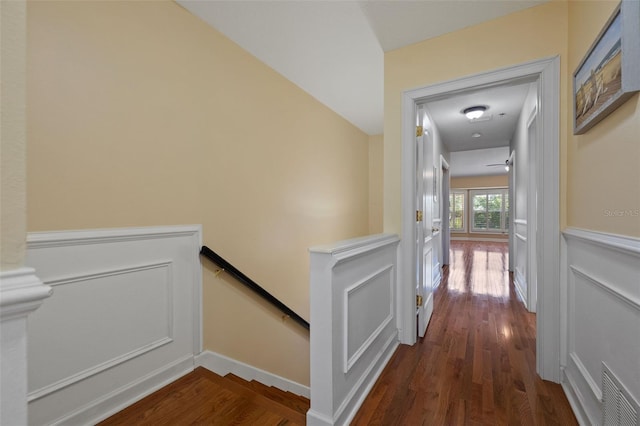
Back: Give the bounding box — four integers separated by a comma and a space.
527, 110, 538, 313
400, 56, 561, 382
441, 156, 451, 268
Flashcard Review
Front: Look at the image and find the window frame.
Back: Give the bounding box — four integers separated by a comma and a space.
469, 188, 509, 233
449, 190, 467, 233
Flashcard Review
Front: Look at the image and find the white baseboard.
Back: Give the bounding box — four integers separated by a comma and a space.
334, 334, 398, 425
450, 236, 508, 242
195, 350, 310, 399
55, 355, 194, 425
561, 368, 591, 426
514, 268, 527, 305
307, 334, 398, 426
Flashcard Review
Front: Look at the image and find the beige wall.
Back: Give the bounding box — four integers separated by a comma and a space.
27, 1, 370, 386
567, 1, 640, 237
384, 1, 569, 235
368, 134, 383, 233
451, 175, 508, 189
1, 0, 27, 271
450, 175, 509, 240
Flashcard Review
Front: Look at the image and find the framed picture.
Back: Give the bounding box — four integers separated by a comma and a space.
573, 0, 640, 135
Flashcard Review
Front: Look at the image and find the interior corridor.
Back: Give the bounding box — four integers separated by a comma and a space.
352, 241, 577, 425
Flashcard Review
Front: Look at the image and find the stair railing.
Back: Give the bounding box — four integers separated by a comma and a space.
200, 246, 309, 330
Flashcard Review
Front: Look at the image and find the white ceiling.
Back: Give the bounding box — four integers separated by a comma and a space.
449, 147, 510, 178
176, 0, 547, 135
424, 81, 533, 152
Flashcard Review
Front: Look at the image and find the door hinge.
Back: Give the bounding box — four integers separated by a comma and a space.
416, 126, 423, 137
416, 294, 423, 307
416, 210, 423, 222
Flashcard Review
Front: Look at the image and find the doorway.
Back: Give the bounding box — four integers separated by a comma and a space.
398, 57, 561, 382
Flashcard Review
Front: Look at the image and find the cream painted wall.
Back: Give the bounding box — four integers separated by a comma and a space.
27, 1, 370, 386
1, 0, 27, 271
450, 175, 509, 240
451, 175, 508, 189
369, 134, 383, 233
384, 1, 569, 236
567, 1, 640, 237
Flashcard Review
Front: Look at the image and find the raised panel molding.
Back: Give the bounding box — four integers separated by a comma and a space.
309, 234, 400, 426
25, 225, 202, 426
562, 227, 640, 426
569, 265, 640, 312
344, 265, 394, 373
28, 261, 175, 402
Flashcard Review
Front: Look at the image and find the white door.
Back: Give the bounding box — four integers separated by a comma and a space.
416, 110, 434, 338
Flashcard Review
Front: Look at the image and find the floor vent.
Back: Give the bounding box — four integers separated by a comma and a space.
603, 363, 639, 426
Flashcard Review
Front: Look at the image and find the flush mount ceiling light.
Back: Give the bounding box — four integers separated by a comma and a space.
462, 105, 487, 120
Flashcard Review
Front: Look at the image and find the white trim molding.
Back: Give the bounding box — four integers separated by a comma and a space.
561, 227, 640, 424
27, 225, 203, 248
450, 236, 508, 243
401, 56, 561, 383
196, 350, 310, 398
563, 227, 640, 256
1, 267, 51, 426
0, 267, 51, 320
343, 265, 394, 373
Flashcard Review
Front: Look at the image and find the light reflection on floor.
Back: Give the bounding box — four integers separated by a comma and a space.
446, 241, 509, 297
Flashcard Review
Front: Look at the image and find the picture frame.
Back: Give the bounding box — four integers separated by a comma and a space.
573, 0, 640, 135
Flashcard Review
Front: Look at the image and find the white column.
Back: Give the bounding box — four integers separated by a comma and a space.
0, 269, 52, 425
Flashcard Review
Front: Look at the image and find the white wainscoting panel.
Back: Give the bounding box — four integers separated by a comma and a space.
344, 265, 394, 373
308, 234, 400, 426
26, 226, 202, 425
562, 228, 640, 425
514, 220, 528, 306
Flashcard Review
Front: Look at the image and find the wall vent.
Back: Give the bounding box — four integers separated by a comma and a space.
602, 363, 639, 426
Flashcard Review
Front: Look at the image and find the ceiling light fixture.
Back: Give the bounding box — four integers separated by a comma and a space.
472, 132, 482, 138
463, 105, 487, 120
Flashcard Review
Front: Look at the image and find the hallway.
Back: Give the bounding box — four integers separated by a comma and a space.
352, 241, 577, 425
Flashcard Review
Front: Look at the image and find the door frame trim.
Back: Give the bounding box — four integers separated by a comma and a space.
399, 56, 561, 381
440, 155, 450, 267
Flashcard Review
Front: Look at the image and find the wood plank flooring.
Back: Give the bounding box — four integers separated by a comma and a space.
351, 241, 577, 425
98, 367, 309, 425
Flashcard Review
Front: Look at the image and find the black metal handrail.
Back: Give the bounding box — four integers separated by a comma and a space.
200, 246, 310, 330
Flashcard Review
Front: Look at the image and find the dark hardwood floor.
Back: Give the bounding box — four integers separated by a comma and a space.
351, 241, 577, 425
98, 367, 309, 425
